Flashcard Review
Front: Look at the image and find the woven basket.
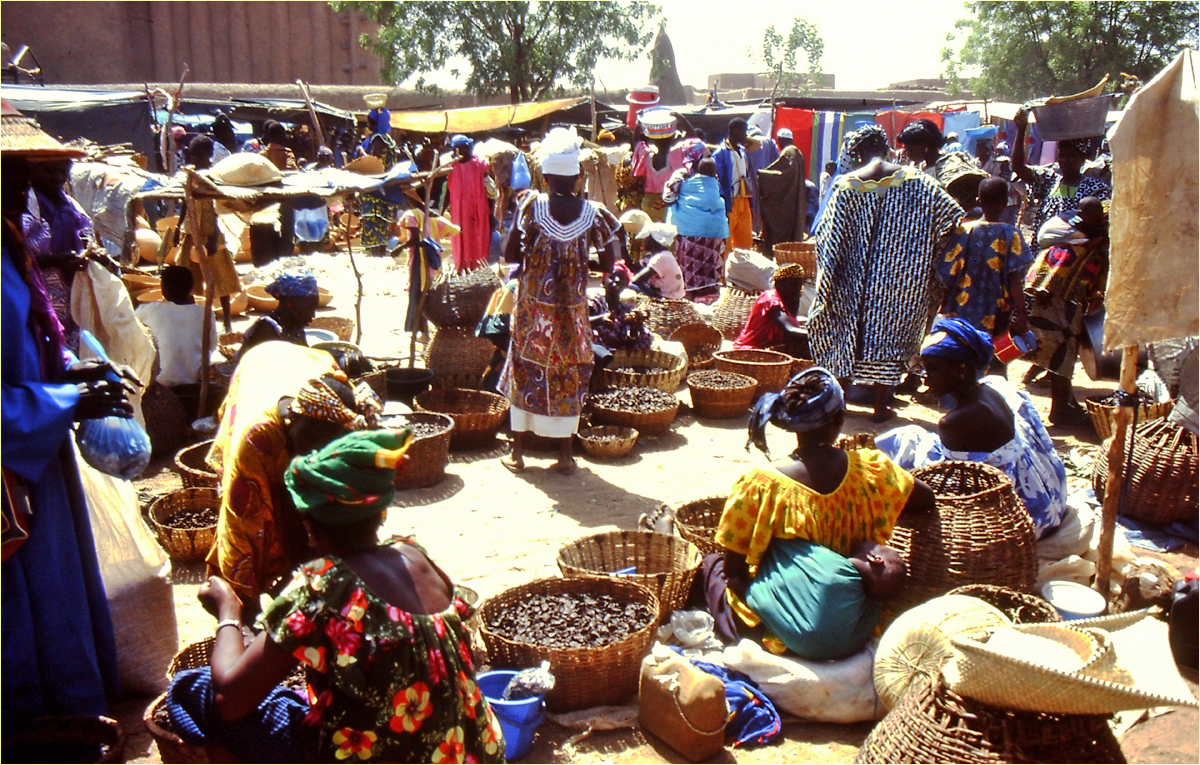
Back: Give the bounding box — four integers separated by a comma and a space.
855, 676, 1124, 764
670, 322, 722, 370
711, 286, 760, 341
414, 388, 508, 450
786, 355, 816, 378
946, 584, 1062, 625
577, 425, 639, 459
773, 241, 817, 278
174, 440, 218, 489
145, 694, 213, 764
883, 462, 1039, 625
596, 348, 688, 393
557, 530, 701, 624
430, 372, 484, 391
1084, 394, 1174, 441
1092, 418, 1199, 525
590, 390, 680, 436
387, 412, 454, 489
687, 370, 757, 419
2, 714, 126, 764
674, 496, 727, 557
424, 264, 501, 329
637, 296, 705, 339
310, 316, 354, 342
425, 326, 495, 378
354, 369, 387, 401
149, 488, 219, 564
713, 349, 793, 399
217, 331, 243, 362
479, 575, 659, 712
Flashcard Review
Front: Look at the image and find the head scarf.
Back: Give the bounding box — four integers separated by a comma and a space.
449, 134, 473, 151
773, 263, 806, 283
1061, 137, 1099, 159
747, 367, 844, 456
920, 317, 995, 373
369, 108, 392, 135
538, 126, 583, 176
265, 267, 319, 299
776, 128, 794, 141
837, 124, 889, 174
677, 137, 706, 173
290, 378, 383, 430
285, 429, 413, 527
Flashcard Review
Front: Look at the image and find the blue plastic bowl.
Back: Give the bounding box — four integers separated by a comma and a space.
478, 669, 545, 760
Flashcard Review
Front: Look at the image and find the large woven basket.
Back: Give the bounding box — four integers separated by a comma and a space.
310, 315, 354, 342
855, 676, 1124, 764
711, 286, 760, 341
946, 584, 1061, 625
430, 372, 484, 391
577, 425, 639, 459
674, 496, 727, 557
414, 388, 508, 449
2, 714, 126, 764
1092, 418, 1199, 525
149, 488, 219, 564
424, 264, 501, 329
713, 348, 793, 399
637, 296, 705, 339
1084, 394, 1174, 441
590, 390, 680, 436
687, 370, 757, 419
595, 348, 688, 393
387, 412, 454, 489
773, 240, 817, 278
884, 462, 1039, 625
670, 322, 722, 371
425, 325, 496, 378
479, 575, 659, 712
557, 530, 701, 624
174, 440, 218, 489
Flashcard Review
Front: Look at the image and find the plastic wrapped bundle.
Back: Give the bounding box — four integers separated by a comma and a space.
75, 331, 152, 480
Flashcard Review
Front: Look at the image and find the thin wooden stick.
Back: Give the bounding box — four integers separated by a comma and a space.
1096, 344, 1140, 597
340, 210, 364, 346
161, 66, 190, 176
408, 155, 441, 368
296, 79, 326, 150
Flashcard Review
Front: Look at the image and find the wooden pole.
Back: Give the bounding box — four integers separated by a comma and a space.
184, 171, 217, 418
339, 208, 365, 346
590, 80, 598, 142
161, 66, 190, 176
1096, 344, 1140, 597
408, 154, 440, 368
296, 79, 327, 150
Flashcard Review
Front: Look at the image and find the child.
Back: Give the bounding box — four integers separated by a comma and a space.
630, 222, 685, 300
135, 266, 217, 389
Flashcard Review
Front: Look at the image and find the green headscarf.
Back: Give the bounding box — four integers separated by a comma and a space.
285, 429, 412, 527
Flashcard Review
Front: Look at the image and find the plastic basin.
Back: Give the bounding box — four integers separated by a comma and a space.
478, 669, 545, 761
1040, 580, 1106, 620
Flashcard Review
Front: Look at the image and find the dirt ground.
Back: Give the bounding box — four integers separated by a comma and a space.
116, 252, 1197, 763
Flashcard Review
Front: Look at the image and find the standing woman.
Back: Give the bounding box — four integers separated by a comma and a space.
809, 125, 962, 422
632, 109, 686, 223
446, 134, 492, 272
500, 127, 620, 474
664, 143, 728, 303
1010, 108, 1110, 239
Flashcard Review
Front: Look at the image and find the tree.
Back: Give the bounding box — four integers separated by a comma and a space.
333, 1, 660, 104
757, 17, 824, 96
943, 1, 1199, 101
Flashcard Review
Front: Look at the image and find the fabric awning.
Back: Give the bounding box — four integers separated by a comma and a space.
388, 97, 586, 133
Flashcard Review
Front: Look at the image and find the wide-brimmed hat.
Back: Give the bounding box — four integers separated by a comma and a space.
1, 100, 85, 159
343, 155, 385, 175
208, 153, 283, 186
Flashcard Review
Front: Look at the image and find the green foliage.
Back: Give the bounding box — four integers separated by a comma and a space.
759, 17, 825, 95
332, 1, 660, 104
945, 1, 1199, 101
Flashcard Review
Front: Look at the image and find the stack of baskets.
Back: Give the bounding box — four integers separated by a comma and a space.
711, 286, 760, 341
713, 349, 793, 399
595, 349, 688, 393
773, 240, 817, 279
687, 370, 757, 419
414, 388, 508, 450
1084, 394, 1174, 440
388, 412, 455, 489
174, 441, 218, 489
637, 297, 705, 339
673, 496, 727, 556
309, 316, 354, 342
556, 530, 701, 624
590, 387, 680, 436
1092, 418, 1198, 525
577, 425, 639, 459
670, 322, 723, 371
424, 326, 496, 382
424, 264, 501, 329
148, 488, 220, 564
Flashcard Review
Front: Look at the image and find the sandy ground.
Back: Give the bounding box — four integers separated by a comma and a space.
115, 250, 1197, 763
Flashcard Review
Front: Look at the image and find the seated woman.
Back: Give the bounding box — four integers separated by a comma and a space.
166, 430, 505, 763
236, 268, 321, 363
732, 263, 809, 357
704, 368, 934, 654
589, 268, 653, 353
206, 342, 383, 619
876, 317, 1067, 538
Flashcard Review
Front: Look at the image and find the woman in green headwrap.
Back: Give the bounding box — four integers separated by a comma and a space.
166, 430, 506, 763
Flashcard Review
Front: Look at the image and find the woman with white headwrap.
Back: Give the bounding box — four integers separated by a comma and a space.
499, 127, 621, 474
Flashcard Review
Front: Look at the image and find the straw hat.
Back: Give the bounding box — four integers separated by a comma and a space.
208, 153, 283, 186
344, 155, 385, 175
1, 100, 85, 159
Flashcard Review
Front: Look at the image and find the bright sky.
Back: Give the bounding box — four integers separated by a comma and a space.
408, 0, 972, 95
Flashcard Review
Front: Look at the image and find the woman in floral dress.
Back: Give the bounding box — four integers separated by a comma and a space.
166, 430, 504, 763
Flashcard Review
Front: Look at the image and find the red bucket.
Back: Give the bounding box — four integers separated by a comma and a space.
994, 331, 1036, 363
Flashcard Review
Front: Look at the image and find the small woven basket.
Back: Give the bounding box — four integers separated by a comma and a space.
424, 264, 502, 329
1084, 394, 1174, 440
687, 370, 757, 419
430, 372, 484, 391
310, 316, 354, 342
174, 440, 218, 490
773, 240, 817, 278
2, 715, 126, 764
148, 488, 219, 564
946, 584, 1062, 625
637, 297, 705, 339
557, 530, 701, 624
674, 496, 727, 557
354, 369, 387, 402
414, 388, 509, 450
1092, 418, 1199, 525
670, 322, 723, 371
217, 331, 243, 362
388, 412, 454, 489
479, 575, 659, 712
577, 425, 639, 459
425, 325, 496, 378
595, 348, 688, 393
590, 390, 680, 436
711, 286, 761, 341
713, 348, 793, 399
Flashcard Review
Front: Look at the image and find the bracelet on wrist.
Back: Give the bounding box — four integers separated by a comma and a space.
216, 619, 241, 635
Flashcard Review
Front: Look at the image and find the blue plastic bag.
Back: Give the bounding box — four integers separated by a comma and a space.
74, 331, 152, 480
294, 206, 329, 242
511, 152, 532, 191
